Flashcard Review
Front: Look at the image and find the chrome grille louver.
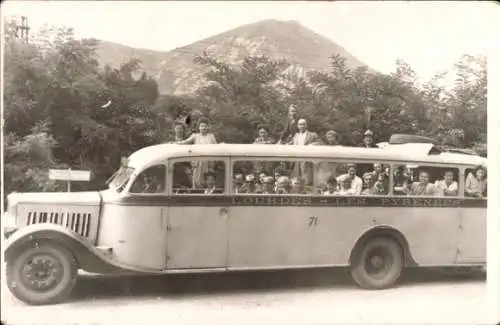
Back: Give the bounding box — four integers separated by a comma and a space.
27, 211, 92, 238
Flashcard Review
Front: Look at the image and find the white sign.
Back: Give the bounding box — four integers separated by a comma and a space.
49, 169, 91, 181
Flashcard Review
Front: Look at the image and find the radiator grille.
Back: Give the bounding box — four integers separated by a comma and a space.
27, 211, 92, 238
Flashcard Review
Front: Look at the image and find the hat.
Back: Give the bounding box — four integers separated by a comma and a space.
325, 130, 338, 137
245, 174, 255, 182
364, 129, 374, 137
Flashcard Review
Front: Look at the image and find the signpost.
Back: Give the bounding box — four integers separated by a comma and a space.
49, 169, 91, 192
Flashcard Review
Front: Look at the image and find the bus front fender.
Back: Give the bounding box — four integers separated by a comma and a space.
4, 224, 131, 274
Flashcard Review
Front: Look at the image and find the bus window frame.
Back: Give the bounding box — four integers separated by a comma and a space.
168, 156, 230, 196
126, 162, 169, 197
389, 163, 476, 199
230, 156, 317, 195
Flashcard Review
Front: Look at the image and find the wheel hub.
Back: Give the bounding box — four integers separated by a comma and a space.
21, 255, 62, 291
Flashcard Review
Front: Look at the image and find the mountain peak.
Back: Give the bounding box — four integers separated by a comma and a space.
95, 20, 372, 94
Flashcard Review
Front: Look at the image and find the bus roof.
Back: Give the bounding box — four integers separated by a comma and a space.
128, 143, 487, 168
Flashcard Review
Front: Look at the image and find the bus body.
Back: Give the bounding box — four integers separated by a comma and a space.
4, 142, 487, 305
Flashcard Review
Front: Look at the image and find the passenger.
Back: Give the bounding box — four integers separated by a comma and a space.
259, 176, 275, 194
337, 164, 362, 195
434, 170, 458, 196
465, 165, 487, 198
324, 130, 341, 146
254, 124, 275, 144
361, 173, 375, 195
290, 177, 307, 194
361, 129, 378, 148
278, 104, 300, 144
393, 165, 410, 195
372, 163, 384, 179
409, 171, 439, 196
275, 176, 291, 194
322, 176, 339, 195
233, 174, 245, 194
174, 163, 194, 193
203, 172, 221, 194
259, 173, 267, 186
373, 172, 389, 195
337, 175, 353, 195
176, 117, 217, 188
241, 174, 257, 194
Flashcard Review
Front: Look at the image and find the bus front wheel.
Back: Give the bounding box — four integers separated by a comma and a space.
6, 241, 78, 305
350, 237, 404, 290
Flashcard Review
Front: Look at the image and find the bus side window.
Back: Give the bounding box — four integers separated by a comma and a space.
464, 166, 487, 198
407, 166, 458, 197
232, 159, 315, 195
129, 165, 167, 194
173, 160, 226, 195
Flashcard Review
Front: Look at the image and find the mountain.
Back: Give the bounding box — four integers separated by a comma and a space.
95, 19, 373, 95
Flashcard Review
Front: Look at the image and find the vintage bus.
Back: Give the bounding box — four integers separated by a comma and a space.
3, 139, 487, 305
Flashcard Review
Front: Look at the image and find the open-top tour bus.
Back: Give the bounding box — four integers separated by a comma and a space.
3, 135, 487, 305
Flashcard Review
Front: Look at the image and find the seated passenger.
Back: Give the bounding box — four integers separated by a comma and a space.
290, 177, 307, 194
434, 170, 458, 196
203, 172, 222, 194
336, 164, 362, 195
409, 171, 439, 196
233, 173, 245, 193
322, 176, 339, 195
337, 176, 353, 195
372, 163, 384, 179
174, 164, 194, 193
241, 174, 258, 193
361, 173, 375, 195
275, 176, 291, 194
393, 165, 410, 195
259, 176, 275, 194
373, 172, 389, 195
465, 165, 487, 198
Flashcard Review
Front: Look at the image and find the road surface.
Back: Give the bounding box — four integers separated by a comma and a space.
2, 268, 497, 325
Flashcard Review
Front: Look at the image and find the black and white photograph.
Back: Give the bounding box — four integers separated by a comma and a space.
1, 1, 499, 324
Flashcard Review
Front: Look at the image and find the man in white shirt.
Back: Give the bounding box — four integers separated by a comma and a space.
337, 164, 363, 195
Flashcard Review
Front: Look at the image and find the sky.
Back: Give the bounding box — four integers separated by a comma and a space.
2, 1, 497, 84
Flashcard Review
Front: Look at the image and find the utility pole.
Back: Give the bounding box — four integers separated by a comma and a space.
13, 15, 30, 43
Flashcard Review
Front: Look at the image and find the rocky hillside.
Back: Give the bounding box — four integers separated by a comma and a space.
95, 19, 372, 95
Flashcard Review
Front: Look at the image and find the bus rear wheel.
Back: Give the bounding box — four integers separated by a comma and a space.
350, 237, 404, 289
6, 241, 78, 305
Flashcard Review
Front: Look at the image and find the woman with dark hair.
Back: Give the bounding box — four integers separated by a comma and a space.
253, 124, 275, 175
167, 120, 188, 143
176, 117, 217, 187
465, 165, 487, 198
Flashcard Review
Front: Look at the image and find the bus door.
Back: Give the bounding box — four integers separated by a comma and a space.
166, 158, 229, 269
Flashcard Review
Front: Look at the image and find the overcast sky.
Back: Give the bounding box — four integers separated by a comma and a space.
2, 1, 496, 84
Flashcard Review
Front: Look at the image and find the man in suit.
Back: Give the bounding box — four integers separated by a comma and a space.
289, 118, 322, 146
289, 118, 322, 184
278, 104, 300, 144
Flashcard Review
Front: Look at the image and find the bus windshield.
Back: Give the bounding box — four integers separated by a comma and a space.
107, 166, 135, 192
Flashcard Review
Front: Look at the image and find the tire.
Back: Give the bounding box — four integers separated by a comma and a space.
6, 241, 78, 305
350, 237, 404, 290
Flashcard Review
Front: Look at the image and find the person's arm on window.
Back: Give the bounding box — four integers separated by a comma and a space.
176, 134, 196, 145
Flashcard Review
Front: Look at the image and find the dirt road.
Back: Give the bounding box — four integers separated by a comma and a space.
2, 268, 495, 325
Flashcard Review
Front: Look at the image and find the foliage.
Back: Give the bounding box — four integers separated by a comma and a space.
3, 22, 487, 194
3, 25, 163, 193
